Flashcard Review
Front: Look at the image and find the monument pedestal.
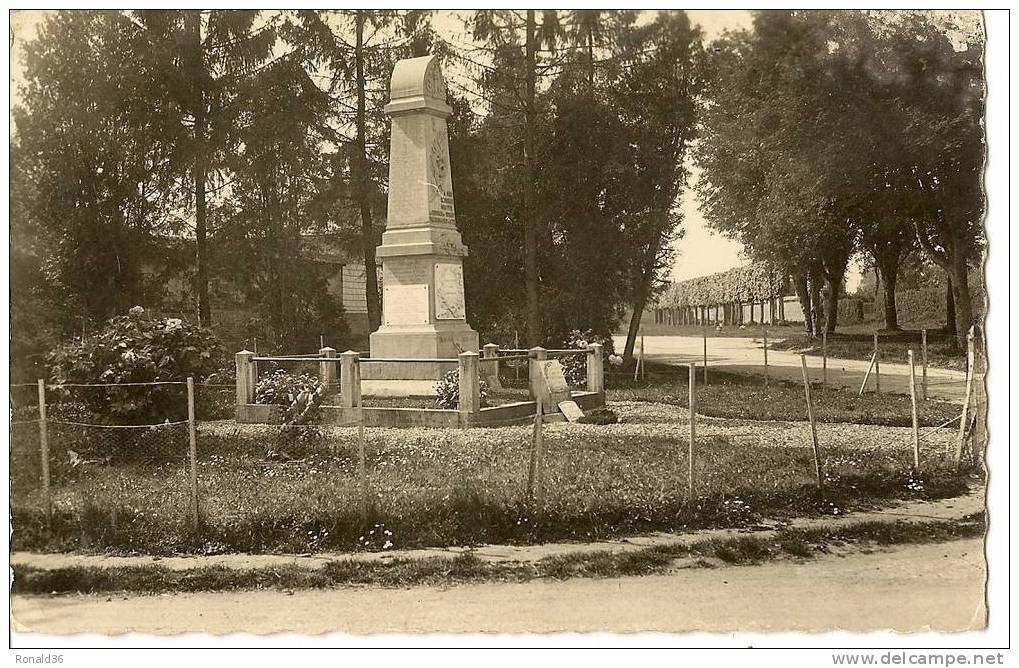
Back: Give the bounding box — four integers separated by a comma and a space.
367, 54, 478, 389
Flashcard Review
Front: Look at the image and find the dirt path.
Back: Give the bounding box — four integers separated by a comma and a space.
12, 539, 986, 635
613, 335, 969, 401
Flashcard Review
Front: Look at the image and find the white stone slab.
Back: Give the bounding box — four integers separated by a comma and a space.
558, 400, 584, 422
383, 284, 429, 325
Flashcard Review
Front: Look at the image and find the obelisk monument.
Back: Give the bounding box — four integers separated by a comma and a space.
369, 54, 479, 360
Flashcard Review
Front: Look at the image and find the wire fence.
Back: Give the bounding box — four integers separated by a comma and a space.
9, 338, 983, 554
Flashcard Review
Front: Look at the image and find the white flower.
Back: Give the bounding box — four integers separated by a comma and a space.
165, 318, 183, 330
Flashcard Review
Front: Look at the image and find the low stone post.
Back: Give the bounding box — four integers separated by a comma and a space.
319, 347, 337, 390
528, 346, 547, 400
340, 350, 361, 409
458, 351, 481, 424
587, 343, 604, 395
235, 350, 256, 405
482, 343, 503, 390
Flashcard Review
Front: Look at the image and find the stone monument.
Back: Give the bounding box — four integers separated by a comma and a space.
369, 54, 479, 361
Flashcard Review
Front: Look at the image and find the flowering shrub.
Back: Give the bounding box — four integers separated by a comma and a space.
434, 369, 489, 409
255, 369, 326, 434
46, 307, 222, 424
559, 329, 615, 386
255, 369, 320, 407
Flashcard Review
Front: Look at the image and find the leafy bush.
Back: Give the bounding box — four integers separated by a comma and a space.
255, 369, 326, 428
559, 329, 615, 386
255, 369, 320, 407
434, 369, 489, 409
46, 307, 222, 424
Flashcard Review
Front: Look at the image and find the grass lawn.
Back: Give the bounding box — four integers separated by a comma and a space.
769, 331, 969, 371
13, 513, 984, 594
11, 411, 972, 555
625, 322, 969, 370
606, 364, 962, 427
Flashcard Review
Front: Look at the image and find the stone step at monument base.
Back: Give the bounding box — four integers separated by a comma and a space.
361, 360, 458, 381
362, 380, 439, 397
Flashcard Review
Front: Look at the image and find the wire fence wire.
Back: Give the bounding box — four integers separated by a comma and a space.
9, 355, 982, 554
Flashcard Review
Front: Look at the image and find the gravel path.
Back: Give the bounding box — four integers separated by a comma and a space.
204, 400, 958, 456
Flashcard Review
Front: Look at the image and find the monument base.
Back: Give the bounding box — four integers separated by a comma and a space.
367, 323, 479, 395
370, 322, 479, 360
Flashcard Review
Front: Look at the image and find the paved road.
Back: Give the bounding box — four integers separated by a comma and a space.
614, 335, 969, 402
12, 540, 985, 635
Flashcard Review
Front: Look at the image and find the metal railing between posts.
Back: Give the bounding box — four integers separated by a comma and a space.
234, 343, 607, 420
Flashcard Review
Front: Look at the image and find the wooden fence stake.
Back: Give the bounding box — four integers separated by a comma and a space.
953, 328, 976, 469
822, 331, 828, 385
873, 333, 880, 394
908, 351, 920, 471
640, 334, 646, 379
858, 352, 877, 397
921, 329, 928, 401
514, 330, 520, 381
799, 356, 824, 491
688, 362, 696, 499
186, 376, 199, 529
703, 327, 709, 386
763, 327, 769, 387
37, 379, 51, 529
528, 394, 545, 507
355, 359, 368, 521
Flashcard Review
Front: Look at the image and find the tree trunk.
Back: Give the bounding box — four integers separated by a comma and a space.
945, 274, 957, 337
355, 12, 382, 333
522, 10, 541, 346
623, 299, 644, 361
948, 244, 972, 349
187, 10, 211, 327
824, 275, 840, 335
808, 268, 824, 337
792, 271, 811, 335
880, 268, 899, 331
872, 246, 902, 331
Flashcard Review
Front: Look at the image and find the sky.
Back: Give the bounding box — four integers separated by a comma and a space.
8, 9, 849, 287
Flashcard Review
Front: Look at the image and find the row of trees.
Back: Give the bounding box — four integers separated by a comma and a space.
11, 10, 984, 369
12, 9, 701, 362
695, 10, 985, 347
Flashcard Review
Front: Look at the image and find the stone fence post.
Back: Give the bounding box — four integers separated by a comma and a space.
528, 346, 547, 400
340, 350, 361, 408
458, 351, 481, 424
319, 347, 337, 390
235, 350, 256, 405
587, 343, 604, 394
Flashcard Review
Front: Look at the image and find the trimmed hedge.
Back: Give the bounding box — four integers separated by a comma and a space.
657, 263, 786, 308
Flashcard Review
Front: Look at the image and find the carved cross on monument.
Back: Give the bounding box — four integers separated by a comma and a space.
370, 55, 479, 359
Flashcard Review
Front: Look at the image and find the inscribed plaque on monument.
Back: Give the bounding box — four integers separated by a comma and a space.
434, 262, 466, 320
383, 284, 429, 325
